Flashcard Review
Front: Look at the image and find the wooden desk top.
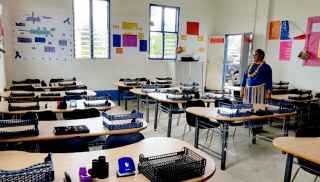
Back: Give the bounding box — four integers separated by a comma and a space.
273, 137, 320, 165
114, 81, 142, 89
186, 105, 296, 123
0, 116, 147, 143
0, 99, 115, 114
271, 94, 319, 103
129, 88, 148, 96
0, 137, 215, 182
0, 90, 96, 99
148, 92, 188, 104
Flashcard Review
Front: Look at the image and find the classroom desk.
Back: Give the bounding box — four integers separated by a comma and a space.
0, 90, 96, 99
114, 81, 143, 110
148, 93, 215, 137
186, 106, 296, 170
129, 87, 177, 123
0, 116, 148, 143
0, 99, 116, 114
273, 137, 320, 182
271, 94, 320, 103
0, 137, 215, 182
8, 81, 84, 89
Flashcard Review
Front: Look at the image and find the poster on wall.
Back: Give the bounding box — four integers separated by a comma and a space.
268, 20, 280, 40
304, 16, 320, 66
13, 11, 73, 61
279, 41, 292, 61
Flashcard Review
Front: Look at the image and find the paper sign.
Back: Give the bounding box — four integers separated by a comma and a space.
318, 41, 320, 58
269, 20, 280, 40
304, 16, 320, 66
122, 22, 138, 30
197, 36, 204, 42
113, 34, 121, 47
116, 47, 123, 54
187, 21, 199, 35
312, 23, 320, 33
123, 34, 137, 47
280, 20, 290, 40
210, 37, 224, 44
139, 40, 147, 52
181, 34, 187, 40
138, 32, 144, 39
279, 41, 292, 61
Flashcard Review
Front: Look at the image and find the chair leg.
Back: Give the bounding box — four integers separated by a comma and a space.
314, 176, 318, 182
205, 129, 210, 142
209, 129, 214, 145
182, 124, 188, 139
291, 167, 300, 182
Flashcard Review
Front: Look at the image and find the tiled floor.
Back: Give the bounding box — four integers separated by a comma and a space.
120, 100, 317, 182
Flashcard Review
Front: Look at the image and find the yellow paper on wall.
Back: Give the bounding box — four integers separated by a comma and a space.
181, 34, 187, 40
124, 32, 133, 35
318, 41, 320, 58
122, 22, 139, 30
138, 32, 144, 39
197, 36, 204, 42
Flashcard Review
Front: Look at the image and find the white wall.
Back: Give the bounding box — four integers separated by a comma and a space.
213, 0, 320, 91
267, 0, 320, 91
4, 0, 215, 90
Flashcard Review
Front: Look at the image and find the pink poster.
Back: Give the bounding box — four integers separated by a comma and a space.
279, 41, 292, 61
123, 34, 137, 47
304, 16, 320, 66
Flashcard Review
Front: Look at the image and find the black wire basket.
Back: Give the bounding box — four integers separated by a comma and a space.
138, 147, 206, 182
0, 117, 39, 137
0, 153, 54, 182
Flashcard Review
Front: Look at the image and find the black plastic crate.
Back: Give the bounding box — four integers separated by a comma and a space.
138, 147, 206, 182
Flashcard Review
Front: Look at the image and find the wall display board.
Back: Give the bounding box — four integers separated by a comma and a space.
13, 11, 73, 61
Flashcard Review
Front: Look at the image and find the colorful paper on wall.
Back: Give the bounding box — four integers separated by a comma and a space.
113, 34, 121, 47
312, 23, 320, 32
209, 37, 224, 44
318, 41, 320, 58
116, 47, 123, 54
198, 47, 205, 53
139, 40, 147, 52
112, 24, 120, 29
304, 16, 320, 66
268, 20, 280, 40
279, 41, 292, 61
122, 22, 138, 30
280, 20, 290, 40
197, 36, 204, 42
123, 34, 137, 47
138, 32, 144, 40
186, 21, 199, 35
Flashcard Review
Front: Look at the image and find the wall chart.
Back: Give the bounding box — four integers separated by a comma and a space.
13, 11, 73, 61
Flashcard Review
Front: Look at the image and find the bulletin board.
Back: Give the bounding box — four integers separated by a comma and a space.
111, 17, 147, 56
13, 11, 73, 61
178, 21, 206, 62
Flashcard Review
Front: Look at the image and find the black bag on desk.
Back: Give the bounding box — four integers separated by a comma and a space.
54, 125, 90, 135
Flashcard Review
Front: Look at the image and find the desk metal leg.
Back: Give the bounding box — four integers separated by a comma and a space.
137, 95, 140, 112
154, 101, 159, 131
194, 117, 200, 148
118, 90, 121, 106
284, 117, 289, 137
167, 106, 173, 137
125, 98, 128, 110
221, 123, 229, 170
146, 96, 150, 123
284, 154, 294, 182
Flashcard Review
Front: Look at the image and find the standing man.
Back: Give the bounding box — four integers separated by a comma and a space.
240, 49, 273, 144
240, 49, 272, 100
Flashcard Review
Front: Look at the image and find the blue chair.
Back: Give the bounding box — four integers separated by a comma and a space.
103, 133, 144, 149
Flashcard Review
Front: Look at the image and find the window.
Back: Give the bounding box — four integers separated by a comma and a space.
149, 4, 180, 60
74, 0, 110, 59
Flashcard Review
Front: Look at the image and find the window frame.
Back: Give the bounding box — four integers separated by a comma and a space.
73, 0, 111, 60
149, 4, 180, 60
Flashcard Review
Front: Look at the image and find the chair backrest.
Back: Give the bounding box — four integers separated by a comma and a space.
185, 100, 207, 127
63, 108, 100, 120
10, 85, 35, 91
243, 84, 265, 104
36, 111, 57, 121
